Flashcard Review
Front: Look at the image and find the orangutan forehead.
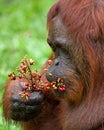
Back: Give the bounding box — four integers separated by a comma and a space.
47, 16, 69, 45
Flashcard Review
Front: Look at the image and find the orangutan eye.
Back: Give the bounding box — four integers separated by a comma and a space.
47, 39, 56, 52
50, 43, 56, 52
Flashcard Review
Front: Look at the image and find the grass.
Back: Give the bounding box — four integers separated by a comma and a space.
0, 0, 56, 129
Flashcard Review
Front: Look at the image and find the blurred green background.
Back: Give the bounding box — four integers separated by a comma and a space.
0, 0, 56, 129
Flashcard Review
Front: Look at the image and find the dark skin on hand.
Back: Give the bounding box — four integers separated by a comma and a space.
3, 0, 104, 130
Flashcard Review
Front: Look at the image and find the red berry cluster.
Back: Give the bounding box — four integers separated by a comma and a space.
19, 91, 30, 100
8, 57, 66, 100
8, 72, 16, 80
51, 78, 66, 92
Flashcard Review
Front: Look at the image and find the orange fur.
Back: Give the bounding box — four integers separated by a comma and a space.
3, 0, 104, 130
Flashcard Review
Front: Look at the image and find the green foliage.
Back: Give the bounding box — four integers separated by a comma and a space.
0, 0, 55, 129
